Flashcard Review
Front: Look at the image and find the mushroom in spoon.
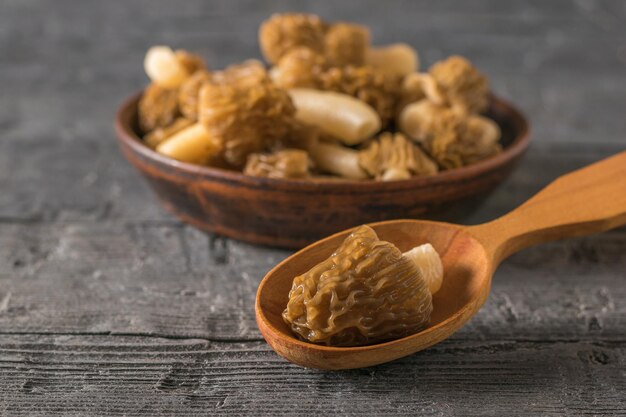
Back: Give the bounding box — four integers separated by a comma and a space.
282, 224, 442, 347
255, 151, 626, 369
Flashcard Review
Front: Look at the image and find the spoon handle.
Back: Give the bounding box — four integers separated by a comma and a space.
469, 151, 626, 264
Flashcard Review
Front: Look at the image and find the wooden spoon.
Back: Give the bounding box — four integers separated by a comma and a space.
255, 152, 626, 370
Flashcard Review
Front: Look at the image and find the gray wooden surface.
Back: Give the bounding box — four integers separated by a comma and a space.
1, 0, 625, 415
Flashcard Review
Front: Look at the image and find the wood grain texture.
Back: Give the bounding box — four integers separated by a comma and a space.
1, 0, 625, 414
1, 335, 624, 416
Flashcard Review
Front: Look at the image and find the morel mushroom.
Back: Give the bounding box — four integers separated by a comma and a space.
430, 114, 501, 168
309, 141, 368, 180
399, 99, 501, 169
244, 149, 312, 179
283, 225, 443, 346
198, 62, 296, 167
259, 13, 328, 64
324, 22, 370, 67
426, 55, 489, 114
319, 65, 401, 125
260, 13, 372, 68
178, 70, 213, 120
137, 83, 181, 134
359, 132, 438, 181
272, 52, 400, 125
397, 72, 429, 114
270, 47, 328, 89
143, 46, 205, 89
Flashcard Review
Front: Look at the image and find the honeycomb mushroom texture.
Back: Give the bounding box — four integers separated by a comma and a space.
244, 149, 311, 179
178, 70, 213, 120
274, 119, 320, 152
259, 13, 328, 64
428, 55, 489, 114
270, 47, 400, 125
324, 22, 370, 67
270, 47, 329, 89
424, 109, 502, 169
359, 132, 438, 180
283, 225, 433, 346
319, 65, 401, 126
174, 49, 206, 75
138, 83, 181, 134
198, 62, 297, 167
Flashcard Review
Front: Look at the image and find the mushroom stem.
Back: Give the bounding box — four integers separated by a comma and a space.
381, 167, 411, 181
366, 44, 419, 78
398, 99, 443, 143
403, 243, 443, 295
144, 46, 189, 88
156, 122, 221, 164
309, 142, 368, 180
288, 88, 381, 146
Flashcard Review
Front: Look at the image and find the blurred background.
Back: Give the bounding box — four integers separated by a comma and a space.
2, 0, 625, 225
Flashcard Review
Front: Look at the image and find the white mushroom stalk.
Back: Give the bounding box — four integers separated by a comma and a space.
309, 141, 368, 180
144, 46, 189, 89
366, 43, 419, 78
403, 243, 444, 295
156, 122, 221, 164
288, 88, 381, 146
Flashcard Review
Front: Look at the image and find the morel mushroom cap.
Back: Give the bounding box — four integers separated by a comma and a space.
319, 64, 401, 126
283, 225, 434, 346
324, 22, 370, 67
428, 55, 489, 114
270, 47, 328, 89
272, 51, 400, 125
429, 115, 501, 169
259, 13, 328, 64
138, 83, 181, 134
174, 49, 206, 75
273, 119, 321, 152
198, 62, 296, 167
178, 70, 213, 121
359, 132, 438, 181
399, 100, 501, 169
244, 149, 312, 179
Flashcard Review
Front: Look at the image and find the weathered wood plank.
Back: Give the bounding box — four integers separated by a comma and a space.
0, 221, 624, 341
0, 335, 624, 416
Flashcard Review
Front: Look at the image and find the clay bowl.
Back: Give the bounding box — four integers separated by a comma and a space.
115, 92, 529, 249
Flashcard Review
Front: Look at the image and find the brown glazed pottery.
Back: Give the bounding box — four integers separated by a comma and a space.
115, 93, 530, 248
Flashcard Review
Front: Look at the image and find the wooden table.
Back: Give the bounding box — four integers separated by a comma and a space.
1, 1, 624, 415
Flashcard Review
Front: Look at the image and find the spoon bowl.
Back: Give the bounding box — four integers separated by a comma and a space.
256, 220, 491, 369
256, 152, 626, 369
